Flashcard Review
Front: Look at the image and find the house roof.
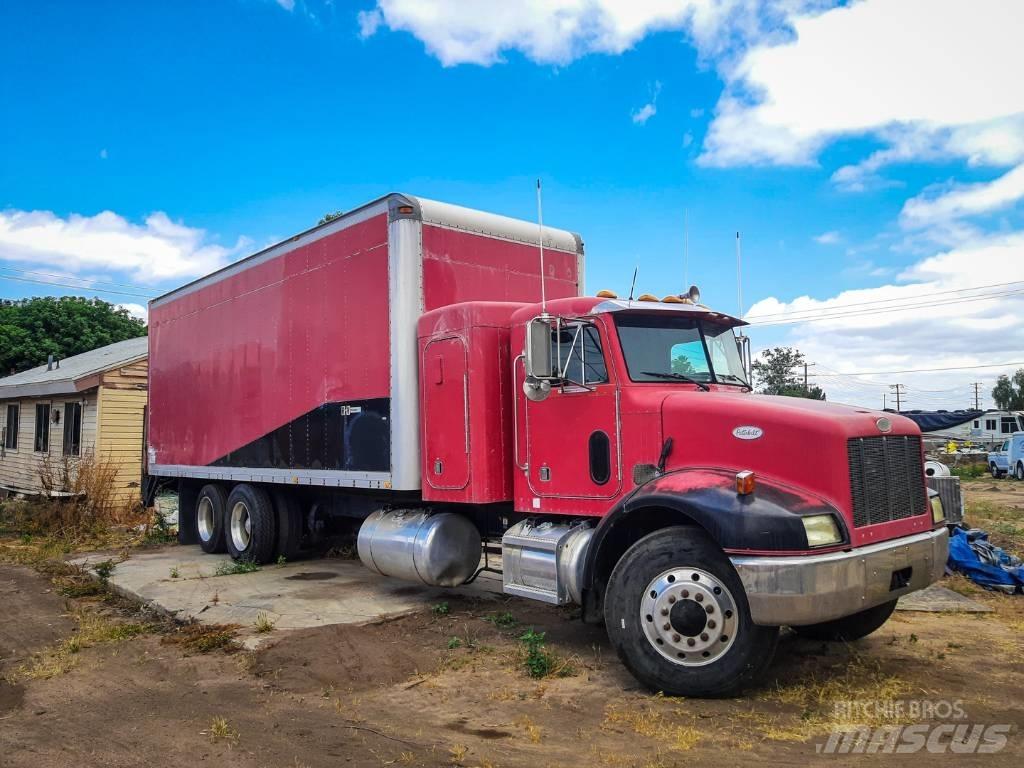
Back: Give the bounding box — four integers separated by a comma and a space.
0, 337, 148, 400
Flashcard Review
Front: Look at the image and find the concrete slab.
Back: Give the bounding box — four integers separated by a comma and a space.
896, 584, 993, 613
70, 546, 503, 647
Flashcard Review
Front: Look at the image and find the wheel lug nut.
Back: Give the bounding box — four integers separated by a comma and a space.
705, 605, 714, 614
668, 596, 676, 604
695, 594, 704, 602
687, 638, 696, 647
708, 620, 716, 629
661, 608, 669, 616
700, 633, 709, 641
681, 590, 689, 598
672, 634, 681, 642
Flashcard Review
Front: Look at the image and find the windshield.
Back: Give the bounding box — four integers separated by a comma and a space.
614, 314, 749, 386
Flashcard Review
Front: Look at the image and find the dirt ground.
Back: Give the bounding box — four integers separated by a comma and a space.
3, 483, 1024, 767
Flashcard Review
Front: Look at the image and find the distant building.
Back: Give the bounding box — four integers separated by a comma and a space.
0, 337, 148, 502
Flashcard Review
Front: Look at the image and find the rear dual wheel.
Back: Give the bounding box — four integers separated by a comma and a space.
226, 484, 277, 563
193, 483, 301, 564
604, 527, 779, 698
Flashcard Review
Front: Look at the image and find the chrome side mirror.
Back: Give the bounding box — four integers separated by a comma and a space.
525, 317, 554, 379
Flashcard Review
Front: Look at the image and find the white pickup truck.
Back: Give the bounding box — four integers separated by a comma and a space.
988, 434, 1024, 479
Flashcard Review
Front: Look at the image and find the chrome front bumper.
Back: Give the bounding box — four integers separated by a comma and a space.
730, 527, 949, 627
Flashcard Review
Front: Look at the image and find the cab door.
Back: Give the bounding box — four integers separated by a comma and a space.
524, 321, 620, 500
421, 337, 470, 490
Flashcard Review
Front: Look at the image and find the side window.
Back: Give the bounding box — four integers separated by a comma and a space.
551, 323, 608, 386
1001, 417, 1018, 434
34, 404, 51, 453
5, 404, 19, 450
1003, 441, 1010, 452
973, 420, 979, 428
63, 402, 83, 457
987, 419, 997, 431
670, 340, 710, 376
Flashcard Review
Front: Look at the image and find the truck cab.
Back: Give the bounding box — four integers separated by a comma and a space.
416, 292, 948, 696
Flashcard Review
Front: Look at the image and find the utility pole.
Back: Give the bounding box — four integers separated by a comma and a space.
803, 362, 816, 393
972, 382, 982, 411
889, 383, 906, 412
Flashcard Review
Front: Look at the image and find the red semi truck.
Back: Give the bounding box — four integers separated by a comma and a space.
148, 193, 949, 696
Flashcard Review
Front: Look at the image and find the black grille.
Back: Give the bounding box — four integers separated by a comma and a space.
847, 435, 927, 528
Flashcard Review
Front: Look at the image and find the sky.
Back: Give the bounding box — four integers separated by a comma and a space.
1, 0, 1022, 410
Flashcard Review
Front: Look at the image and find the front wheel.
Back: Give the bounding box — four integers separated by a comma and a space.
991, 463, 1003, 479
603, 526, 779, 698
791, 599, 897, 642
1017, 462, 1024, 481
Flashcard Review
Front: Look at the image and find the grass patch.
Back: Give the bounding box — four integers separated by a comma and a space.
517, 629, 578, 679
207, 716, 239, 743
254, 612, 276, 633
950, 464, 987, 480
483, 611, 518, 629
213, 559, 260, 576
431, 601, 450, 616
162, 622, 240, 653
11, 610, 150, 682
602, 702, 701, 751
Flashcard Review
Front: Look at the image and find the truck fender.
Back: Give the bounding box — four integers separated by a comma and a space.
579, 468, 847, 621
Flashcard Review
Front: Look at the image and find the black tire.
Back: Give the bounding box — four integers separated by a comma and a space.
196, 484, 228, 554
271, 489, 304, 561
991, 463, 1001, 479
604, 526, 779, 698
225, 484, 277, 564
1016, 462, 1024, 482
791, 599, 897, 642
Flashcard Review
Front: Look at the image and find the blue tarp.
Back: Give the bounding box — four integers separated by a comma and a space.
894, 409, 983, 433
947, 527, 1024, 594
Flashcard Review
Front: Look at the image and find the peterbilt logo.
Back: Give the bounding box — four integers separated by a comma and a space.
732, 426, 764, 440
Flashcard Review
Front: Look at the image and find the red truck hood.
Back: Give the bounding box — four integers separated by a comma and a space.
659, 390, 933, 547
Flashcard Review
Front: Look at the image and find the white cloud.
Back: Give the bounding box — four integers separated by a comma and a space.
689, 107, 704, 118
357, 8, 383, 38
901, 163, 1024, 229
700, 0, 1024, 176
116, 303, 148, 322
357, 0, 813, 67
682, 131, 694, 148
99, 148, 108, 160
632, 81, 662, 125
746, 230, 1024, 408
813, 230, 839, 245
275, 0, 295, 10
0, 209, 247, 284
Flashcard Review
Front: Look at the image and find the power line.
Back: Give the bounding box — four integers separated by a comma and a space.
747, 278, 1024, 320
0, 273, 153, 299
748, 287, 1024, 326
0, 264, 155, 293
809, 361, 1024, 376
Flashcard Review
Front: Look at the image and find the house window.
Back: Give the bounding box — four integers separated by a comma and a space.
973, 420, 980, 428
986, 419, 997, 431
34, 404, 51, 452
63, 402, 83, 456
4, 404, 18, 450
1001, 417, 1019, 434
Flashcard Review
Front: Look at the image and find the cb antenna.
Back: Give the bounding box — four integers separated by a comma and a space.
536, 179, 547, 315
684, 208, 689, 288
628, 264, 638, 302
735, 230, 744, 318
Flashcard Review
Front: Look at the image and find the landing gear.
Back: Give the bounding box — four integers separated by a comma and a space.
604, 526, 779, 697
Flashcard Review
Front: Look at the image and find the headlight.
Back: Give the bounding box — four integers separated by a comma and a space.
802, 514, 842, 547
931, 496, 945, 524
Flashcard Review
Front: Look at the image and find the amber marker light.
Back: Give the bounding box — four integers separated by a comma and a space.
736, 470, 756, 495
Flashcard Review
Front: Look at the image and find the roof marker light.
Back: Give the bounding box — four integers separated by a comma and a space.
636, 293, 659, 302
596, 289, 618, 299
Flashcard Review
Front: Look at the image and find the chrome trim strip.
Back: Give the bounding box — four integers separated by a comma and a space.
148, 464, 392, 489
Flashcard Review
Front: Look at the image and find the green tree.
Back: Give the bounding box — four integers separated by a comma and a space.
318, 211, 344, 226
671, 354, 696, 376
0, 296, 146, 375
751, 346, 826, 400
992, 370, 1024, 410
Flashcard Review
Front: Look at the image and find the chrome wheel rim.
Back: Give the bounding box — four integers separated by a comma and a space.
230, 501, 252, 552
640, 567, 739, 667
197, 497, 215, 543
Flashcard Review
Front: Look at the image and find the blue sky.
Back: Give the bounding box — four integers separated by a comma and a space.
1, 0, 1022, 409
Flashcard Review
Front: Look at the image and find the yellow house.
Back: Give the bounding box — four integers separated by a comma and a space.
0, 337, 148, 503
